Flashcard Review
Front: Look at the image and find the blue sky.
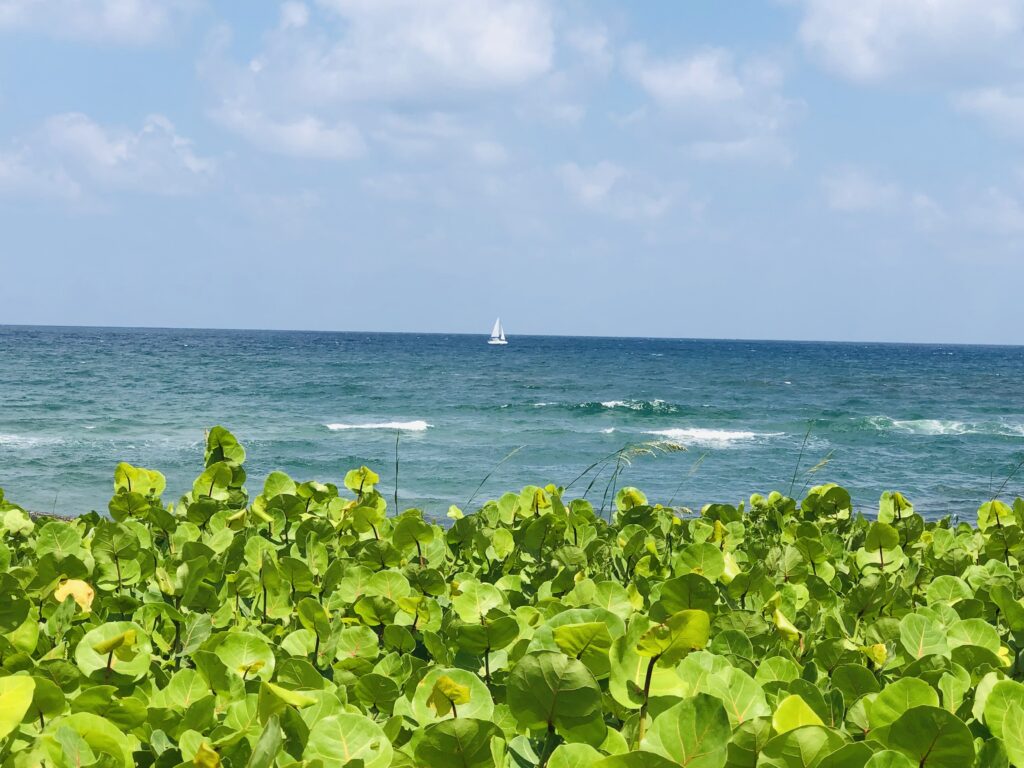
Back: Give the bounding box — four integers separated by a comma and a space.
2, 1, 1024, 343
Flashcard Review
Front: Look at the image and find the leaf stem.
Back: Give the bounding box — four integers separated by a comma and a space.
636, 655, 659, 749
537, 724, 557, 768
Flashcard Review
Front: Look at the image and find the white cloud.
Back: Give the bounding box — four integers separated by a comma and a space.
45, 113, 214, 190
370, 112, 465, 157
797, 0, 1024, 83
238, 188, 322, 231
557, 161, 672, 220
623, 46, 793, 162
969, 187, 1024, 235
471, 140, 508, 166
0, 0, 194, 44
0, 113, 214, 202
0, 151, 81, 199
626, 47, 745, 105
558, 161, 623, 206
309, 0, 554, 97
689, 136, 793, 165
213, 103, 364, 160
224, 0, 552, 106
822, 167, 944, 229
205, 1, 554, 160
955, 86, 1024, 136
279, 1, 309, 29
565, 25, 613, 73
823, 168, 903, 212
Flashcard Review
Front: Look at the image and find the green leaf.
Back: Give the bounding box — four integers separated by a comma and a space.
344, 466, 380, 495
451, 580, 506, 623
415, 718, 502, 768
218, 632, 276, 681
412, 668, 494, 725
636, 609, 711, 665
869, 678, 940, 730
708, 666, 769, 726
999, 704, 1024, 768
427, 675, 471, 717
864, 752, 917, 768
246, 715, 284, 768
75, 622, 152, 682
507, 651, 602, 739
549, 744, 604, 768
899, 613, 949, 660
773, 695, 825, 734
303, 712, 392, 767
759, 726, 847, 768
0, 676, 35, 739
553, 621, 612, 671
984, 680, 1024, 742
53, 712, 135, 768
881, 706, 975, 767
593, 753, 678, 768
645, 693, 731, 768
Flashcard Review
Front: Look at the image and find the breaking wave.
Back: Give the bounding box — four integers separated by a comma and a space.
866, 416, 1024, 437
325, 420, 432, 432
645, 427, 780, 449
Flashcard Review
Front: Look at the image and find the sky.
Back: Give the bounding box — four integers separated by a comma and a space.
2, 1, 1024, 344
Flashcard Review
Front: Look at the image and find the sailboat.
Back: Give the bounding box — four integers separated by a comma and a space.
488, 317, 508, 345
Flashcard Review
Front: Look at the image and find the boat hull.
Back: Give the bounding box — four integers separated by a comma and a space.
487, 339, 508, 345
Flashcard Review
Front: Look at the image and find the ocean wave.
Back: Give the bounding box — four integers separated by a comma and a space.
325, 420, 431, 432
645, 427, 780, 449
568, 399, 682, 414
0, 433, 62, 448
867, 416, 1024, 437
525, 399, 685, 414
601, 399, 675, 411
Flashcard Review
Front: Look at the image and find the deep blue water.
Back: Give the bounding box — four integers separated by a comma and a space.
2, 326, 1023, 520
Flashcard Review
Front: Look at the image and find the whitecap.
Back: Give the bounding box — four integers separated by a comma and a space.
598, 399, 677, 412
893, 418, 970, 435
867, 416, 1024, 437
645, 427, 778, 449
600, 427, 616, 434
601, 399, 666, 409
325, 420, 431, 432
0, 433, 61, 448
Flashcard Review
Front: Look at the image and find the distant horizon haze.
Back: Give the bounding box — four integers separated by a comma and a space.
1, 322, 1023, 349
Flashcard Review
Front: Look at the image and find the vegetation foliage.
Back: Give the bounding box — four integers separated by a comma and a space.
0, 427, 1023, 767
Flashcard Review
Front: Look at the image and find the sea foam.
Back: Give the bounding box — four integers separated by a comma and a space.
0, 433, 61, 448
868, 416, 1024, 437
600, 399, 673, 411
325, 420, 431, 432
645, 427, 775, 448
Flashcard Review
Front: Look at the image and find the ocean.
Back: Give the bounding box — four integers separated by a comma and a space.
2, 326, 1023, 520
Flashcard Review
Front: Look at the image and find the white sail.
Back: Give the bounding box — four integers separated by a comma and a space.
488, 317, 508, 344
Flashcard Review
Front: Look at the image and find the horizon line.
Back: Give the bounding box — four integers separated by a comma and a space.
1, 321, 1022, 349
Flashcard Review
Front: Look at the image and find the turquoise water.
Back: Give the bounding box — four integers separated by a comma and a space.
1, 326, 1023, 519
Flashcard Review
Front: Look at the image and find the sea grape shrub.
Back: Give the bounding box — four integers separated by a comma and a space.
0, 427, 1022, 767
